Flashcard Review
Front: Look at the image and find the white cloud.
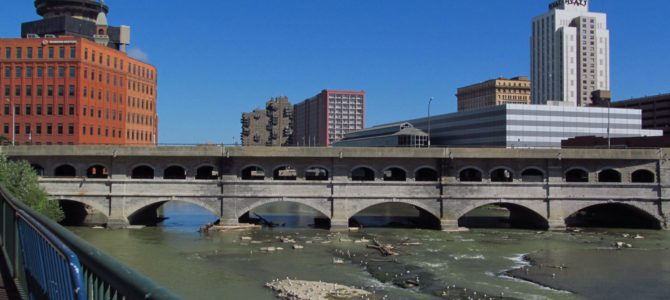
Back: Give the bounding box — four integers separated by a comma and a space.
128, 47, 149, 62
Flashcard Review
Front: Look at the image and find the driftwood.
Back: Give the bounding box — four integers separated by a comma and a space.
366, 239, 399, 256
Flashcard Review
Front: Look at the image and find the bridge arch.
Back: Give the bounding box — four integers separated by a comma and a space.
305, 165, 330, 181
347, 199, 440, 221
240, 164, 265, 180
598, 168, 622, 183
520, 167, 545, 182
54, 198, 109, 226
164, 165, 187, 180
454, 201, 549, 229
383, 166, 408, 182
235, 199, 331, 221
86, 163, 109, 179
564, 202, 663, 229
565, 167, 590, 183
347, 200, 441, 229
130, 164, 155, 179
414, 166, 439, 182
458, 166, 483, 182
631, 169, 655, 183
54, 164, 77, 177
195, 164, 218, 180
351, 165, 376, 181
490, 166, 514, 182
30, 163, 45, 176
125, 198, 221, 225
273, 165, 297, 180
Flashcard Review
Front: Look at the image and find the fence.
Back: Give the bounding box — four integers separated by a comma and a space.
0, 185, 182, 300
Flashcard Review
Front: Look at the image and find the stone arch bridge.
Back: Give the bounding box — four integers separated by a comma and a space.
2, 145, 669, 230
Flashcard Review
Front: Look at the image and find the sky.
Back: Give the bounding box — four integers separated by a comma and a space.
1, 0, 669, 144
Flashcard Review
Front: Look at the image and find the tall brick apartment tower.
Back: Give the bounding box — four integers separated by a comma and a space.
0, 0, 157, 145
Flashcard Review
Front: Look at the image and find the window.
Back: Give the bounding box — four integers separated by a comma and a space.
36, 104, 42, 115
69, 67, 75, 77
37, 67, 43, 78
83, 87, 87, 97
45, 103, 54, 116
68, 124, 74, 135
58, 85, 64, 97
46, 123, 52, 135
5, 47, 10, 59
26, 67, 33, 78
16, 47, 22, 59
68, 85, 75, 97
84, 48, 88, 60
69, 47, 76, 58
36, 85, 42, 96
48, 47, 54, 58
25, 124, 30, 135
25, 104, 32, 115
14, 85, 21, 97
58, 104, 63, 115
3, 85, 9, 97
26, 85, 32, 97
58, 47, 65, 59
57, 123, 63, 135
37, 47, 43, 58
47, 67, 54, 77
35, 124, 41, 135
82, 125, 86, 135
15, 67, 22, 78
3, 67, 9, 77
68, 104, 74, 115
3, 124, 8, 134
58, 67, 65, 78
27, 47, 33, 59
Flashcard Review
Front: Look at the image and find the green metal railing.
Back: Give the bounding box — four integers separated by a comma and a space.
0, 185, 182, 300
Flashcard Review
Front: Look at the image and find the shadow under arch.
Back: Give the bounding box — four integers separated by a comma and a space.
127, 199, 220, 226
348, 202, 441, 229
238, 200, 331, 229
458, 203, 549, 230
565, 203, 662, 229
57, 199, 108, 226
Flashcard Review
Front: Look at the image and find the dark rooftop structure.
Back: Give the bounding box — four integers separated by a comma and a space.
612, 93, 670, 136
21, 0, 130, 51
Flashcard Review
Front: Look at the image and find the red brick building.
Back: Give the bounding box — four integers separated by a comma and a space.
0, 1, 157, 145
293, 90, 365, 147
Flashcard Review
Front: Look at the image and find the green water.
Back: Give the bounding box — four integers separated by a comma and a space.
69, 202, 670, 300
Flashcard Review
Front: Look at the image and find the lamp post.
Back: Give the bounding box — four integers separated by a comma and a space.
427, 97, 434, 148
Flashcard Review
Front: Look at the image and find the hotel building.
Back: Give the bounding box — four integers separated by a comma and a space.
293, 90, 365, 146
531, 0, 610, 106
0, 0, 157, 145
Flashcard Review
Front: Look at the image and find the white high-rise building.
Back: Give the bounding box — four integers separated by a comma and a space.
531, 0, 610, 106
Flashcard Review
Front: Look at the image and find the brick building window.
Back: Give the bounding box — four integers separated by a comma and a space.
47, 67, 54, 77
46, 123, 52, 135
16, 47, 22, 59
69, 67, 75, 77
37, 67, 43, 78
68, 124, 74, 135
58, 47, 65, 59
25, 104, 31, 115
48, 47, 54, 59
57, 124, 63, 135
58, 85, 64, 97
37, 47, 43, 58
47, 86, 53, 97
36, 85, 42, 96
69, 47, 76, 59
36, 124, 41, 135
36, 104, 41, 115
58, 67, 65, 78
68, 104, 74, 115
27, 47, 32, 59
15, 67, 22, 78
68, 85, 75, 97
4, 67, 9, 77
3, 86, 9, 97
26, 67, 33, 78
47, 104, 52, 115
58, 104, 63, 115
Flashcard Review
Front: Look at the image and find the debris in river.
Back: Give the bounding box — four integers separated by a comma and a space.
367, 239, 399, 256
266, 279, 370, 300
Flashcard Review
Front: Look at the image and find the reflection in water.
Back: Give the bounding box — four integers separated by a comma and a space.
69, 202, 670, 300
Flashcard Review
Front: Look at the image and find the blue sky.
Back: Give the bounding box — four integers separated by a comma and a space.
1, 1, 668, 144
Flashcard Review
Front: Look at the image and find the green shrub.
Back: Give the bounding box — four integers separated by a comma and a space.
0, 153, 64, 221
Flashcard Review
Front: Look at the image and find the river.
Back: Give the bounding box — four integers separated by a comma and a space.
69, 202, 670, 300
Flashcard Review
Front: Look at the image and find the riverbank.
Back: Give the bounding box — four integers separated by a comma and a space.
265, 279, 370, 300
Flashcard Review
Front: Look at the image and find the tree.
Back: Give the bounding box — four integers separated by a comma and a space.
0, 153, 64, 221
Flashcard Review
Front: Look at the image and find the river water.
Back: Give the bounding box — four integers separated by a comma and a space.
69, 202, 670, 300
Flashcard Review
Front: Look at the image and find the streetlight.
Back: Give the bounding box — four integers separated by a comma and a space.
5, 98, 14, 146
427, 97, 434, 148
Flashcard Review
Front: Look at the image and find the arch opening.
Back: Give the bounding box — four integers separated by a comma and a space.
196, 166, 218, 180
239, 202, 330, 229
31, 164, 45, 176
54, 164, 76, 177
490, 168, 513, 182
598, 169, 621, 183
383, 167, 407, 182
566, 169, 589, 183
128, 200, 219, 227
349, 203, 440, 229
352, 167, 375, 181
131, 165, 154, 179
241, 166, 265, 180
565, 203, 662, 229
521, 168, 544, 182
631, 170, 655, 183
164, 165, 186, 180
458, 203, 548, 230
459, 168, 482, 182
273, 166, 297, 181
305, 167, 329, 181
58, 200, 107, 226
415, 168, 438, 182
86, 165, 108, 179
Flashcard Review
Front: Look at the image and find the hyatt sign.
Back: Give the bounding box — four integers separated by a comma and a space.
549, 0, 588, 10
